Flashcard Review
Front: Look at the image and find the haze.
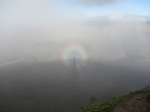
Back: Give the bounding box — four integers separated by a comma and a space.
0, 0, 150, 112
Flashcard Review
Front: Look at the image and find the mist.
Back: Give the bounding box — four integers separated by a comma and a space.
0, 0, 150, 112
1, 0, 150, 64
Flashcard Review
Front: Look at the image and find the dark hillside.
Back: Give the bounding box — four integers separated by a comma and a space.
0, 60, 150, 112
75, 86, 150, 112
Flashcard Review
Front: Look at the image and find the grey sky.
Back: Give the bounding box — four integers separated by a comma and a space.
76, 0, 121, 5
0, 0, 150, 65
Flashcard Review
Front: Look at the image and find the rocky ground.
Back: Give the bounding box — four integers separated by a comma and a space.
75, 86, 150, 112
114, 93, 150, 112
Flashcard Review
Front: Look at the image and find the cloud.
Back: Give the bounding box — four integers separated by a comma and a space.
76, 0, 122, 6
0, 0, 59, 27
0, 0, 150, 65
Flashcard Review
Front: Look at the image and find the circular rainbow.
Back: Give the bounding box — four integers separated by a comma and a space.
61, 43, 88, 66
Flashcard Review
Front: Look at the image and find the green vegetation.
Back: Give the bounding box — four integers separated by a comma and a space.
75, 85, 150, 112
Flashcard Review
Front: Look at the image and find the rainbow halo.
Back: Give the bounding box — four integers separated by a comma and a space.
62, 43, 88, 67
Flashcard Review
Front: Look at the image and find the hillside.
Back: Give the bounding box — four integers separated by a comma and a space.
0, 60, 150, 112
75, 86, 150, 112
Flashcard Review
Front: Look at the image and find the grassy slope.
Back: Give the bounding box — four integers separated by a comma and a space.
75, 85, 150, 112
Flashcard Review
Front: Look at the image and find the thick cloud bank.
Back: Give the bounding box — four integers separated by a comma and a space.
76, 0, 122, 5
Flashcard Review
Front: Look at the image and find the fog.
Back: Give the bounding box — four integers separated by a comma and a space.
0, 0, 150, 112
1, 0, 150, 64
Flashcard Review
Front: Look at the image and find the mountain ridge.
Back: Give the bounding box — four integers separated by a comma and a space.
0, 59, 150, 112
75, 85, 150, 112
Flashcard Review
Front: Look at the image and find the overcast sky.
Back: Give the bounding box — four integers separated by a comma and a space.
0, 0, 150, 64
1, 0, 150, 26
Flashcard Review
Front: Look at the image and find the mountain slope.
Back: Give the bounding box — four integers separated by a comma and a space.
0, 60, 150, 112
75, 86, 150, 112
